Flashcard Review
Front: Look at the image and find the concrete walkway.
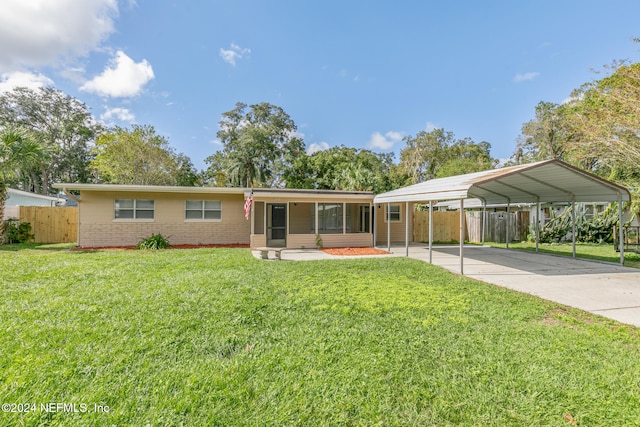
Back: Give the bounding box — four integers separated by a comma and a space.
255, 245, 640, 327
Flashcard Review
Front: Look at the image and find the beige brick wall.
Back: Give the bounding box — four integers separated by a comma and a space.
78, 191, 250, 247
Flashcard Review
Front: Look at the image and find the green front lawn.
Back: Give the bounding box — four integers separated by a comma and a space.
483, 241, 640, 269
2, 246, 640, 426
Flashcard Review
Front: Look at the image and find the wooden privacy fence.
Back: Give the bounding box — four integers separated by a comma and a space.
413, 210, 530, 243
413, 211, 464, 242
19, 206, 78, 243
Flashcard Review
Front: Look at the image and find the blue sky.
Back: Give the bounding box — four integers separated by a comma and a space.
1, 1, 639, 171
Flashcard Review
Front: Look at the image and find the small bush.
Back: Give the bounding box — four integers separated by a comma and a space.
3, 218, 34, 244
137, 233, 171, 250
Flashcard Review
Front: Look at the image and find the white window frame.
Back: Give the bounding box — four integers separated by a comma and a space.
385, 204, 401, 223
185, 200, 222, 221
114, 199, 155, 221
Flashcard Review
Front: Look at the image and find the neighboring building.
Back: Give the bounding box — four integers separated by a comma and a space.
6, 188, 65, 207
3, 188, 66, 221
52, 184, 380, 249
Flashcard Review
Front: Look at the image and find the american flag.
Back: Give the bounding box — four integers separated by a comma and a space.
243, 190, 253, 220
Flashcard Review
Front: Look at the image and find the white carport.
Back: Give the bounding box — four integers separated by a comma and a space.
373, 159, 632, 274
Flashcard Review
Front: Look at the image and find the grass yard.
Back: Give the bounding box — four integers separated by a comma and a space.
483, 241, 640, 269
2, 245, 640, 426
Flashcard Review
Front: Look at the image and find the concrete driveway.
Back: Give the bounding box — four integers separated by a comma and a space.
407, 245, 640, 327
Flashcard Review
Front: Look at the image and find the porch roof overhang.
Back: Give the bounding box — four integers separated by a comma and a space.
373, 159, 631, 205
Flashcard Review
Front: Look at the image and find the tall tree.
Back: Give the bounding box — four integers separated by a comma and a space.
510, 57, 640, 217
512, 101, 577, 164
399, 128, 496, 182
206, 102, 304, 187
284, 146, 402, 193
0, 87, 102, 193
436, 138, 496, 178
398, 128, 453, 183
565, 62, 640, 175
511, 60, 640, 182
90, 125, 196, 186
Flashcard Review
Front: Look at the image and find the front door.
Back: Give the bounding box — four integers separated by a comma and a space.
267, 203, 287, 247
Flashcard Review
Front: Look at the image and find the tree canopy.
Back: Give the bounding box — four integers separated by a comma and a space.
398, 128, 496, 183
511, 61, 640, 187
205, 102, 304, 187
284, 145, 404, 193
0, 87, 102, 193
90, 125, 199, 186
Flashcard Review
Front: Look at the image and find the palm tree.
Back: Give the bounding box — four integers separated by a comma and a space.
0, 127, 49, 241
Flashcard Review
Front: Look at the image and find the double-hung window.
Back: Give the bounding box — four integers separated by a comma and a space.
114, 199, 154, 219
385, 204, 401, 222
185, 200, 222, 220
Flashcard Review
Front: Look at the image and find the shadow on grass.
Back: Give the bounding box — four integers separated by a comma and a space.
0, 242, 77, 252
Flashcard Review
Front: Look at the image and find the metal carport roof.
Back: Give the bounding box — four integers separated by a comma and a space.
374, 159, 630, 205
373, 159, 632, 271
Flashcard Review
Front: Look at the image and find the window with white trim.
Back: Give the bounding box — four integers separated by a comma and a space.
115, 199, 154, 219
185, 200, 222, 220
385, 204, 401, 222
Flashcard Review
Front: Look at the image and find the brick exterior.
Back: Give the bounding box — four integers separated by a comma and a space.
76, 188, 377, 249
77, 190, 250, 248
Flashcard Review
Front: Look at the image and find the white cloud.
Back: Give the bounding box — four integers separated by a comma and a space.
368, 131, 403, 150
219, 43, 251, 66
80, 51, 154, 97
0, 71, 54, 92
0, 0, 118, 72
513, 72, 540, 83
100, 106, 135, 124
307, 141, 330, 155
425, 121, 438, 132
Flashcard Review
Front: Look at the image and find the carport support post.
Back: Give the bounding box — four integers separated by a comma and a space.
387, 202, 391, 252
405, 201, 410, 257
460, 198, 464, 275
372, 204, 377, 248
571, 199, 576, 258
481, 202, 486, 246
428, 201, 433, 264
619, 195, 625, 265
370, 202, 374, 247
506, 201, 510, 249
535, 201, 540, 253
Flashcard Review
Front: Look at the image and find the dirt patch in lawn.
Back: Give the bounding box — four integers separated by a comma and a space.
321, 247, 391, 256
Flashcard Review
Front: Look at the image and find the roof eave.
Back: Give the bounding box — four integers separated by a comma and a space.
52, 183, 248, 194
